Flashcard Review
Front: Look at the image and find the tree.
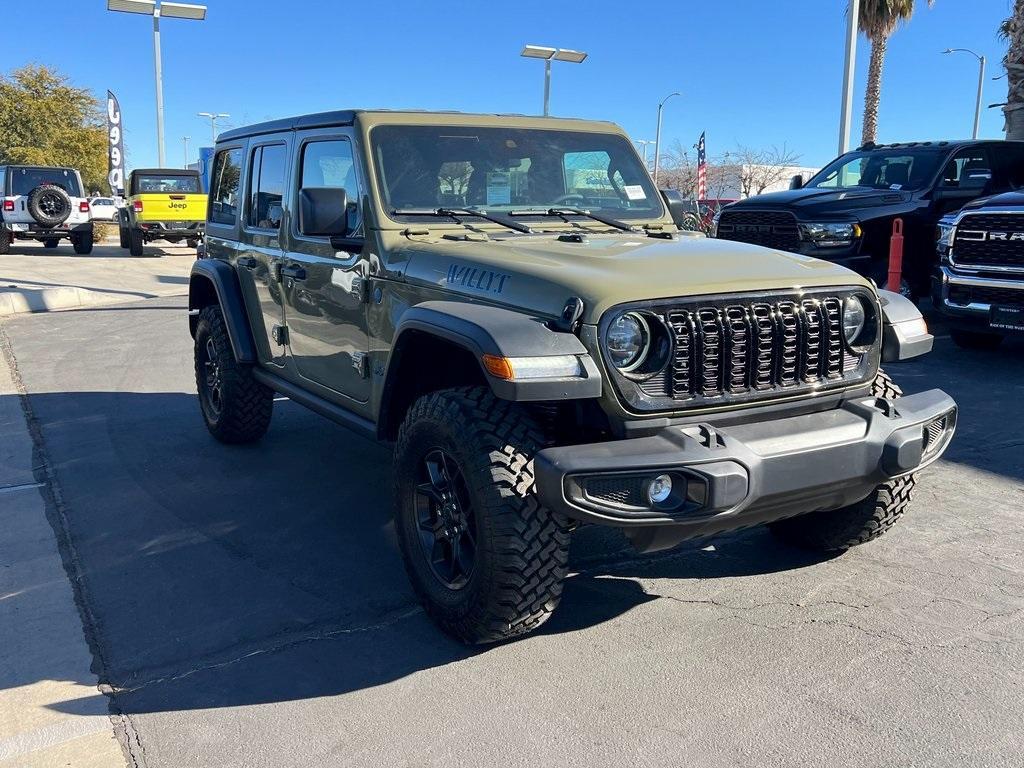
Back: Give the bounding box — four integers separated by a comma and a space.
0, 64, 108, 193
1001, 0, 1024, 140
731, 144, 802, 197
858, 0, 935, 144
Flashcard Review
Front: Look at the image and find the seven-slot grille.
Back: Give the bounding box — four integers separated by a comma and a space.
634, 293, 866, 406
716, 210, 800, 252
952, 213, 1024, 269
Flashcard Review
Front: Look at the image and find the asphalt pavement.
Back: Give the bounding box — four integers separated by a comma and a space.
0, 297, 1022, 767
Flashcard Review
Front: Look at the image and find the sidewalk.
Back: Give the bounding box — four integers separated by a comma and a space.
1, 240, 193, 316
0, 336, 125, 767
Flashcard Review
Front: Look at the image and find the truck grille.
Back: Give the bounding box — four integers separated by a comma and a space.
952, 213, 1024, 270
716, 210, 800, 252
628, 290, 872, 409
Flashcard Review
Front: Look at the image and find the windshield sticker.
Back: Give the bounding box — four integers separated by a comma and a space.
446, 263, 511, 294
486, 172, 511, 206
623, 184, 646, 201
889, 183, 903, 190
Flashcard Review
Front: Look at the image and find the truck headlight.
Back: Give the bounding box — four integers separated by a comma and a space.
936, 219, 956, 256
843, 295, 868, 344
800, 221, 861, 247
606, 312, 650, 371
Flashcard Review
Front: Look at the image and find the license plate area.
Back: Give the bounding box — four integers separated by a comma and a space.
990, 304, 1024, 332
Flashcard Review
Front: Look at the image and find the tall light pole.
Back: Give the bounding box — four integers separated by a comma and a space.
197, 112, 230, 144
943, 48, 986, 139
838, 0, 859, 154
520, 45, 588, 116
182, 136, 191, 168
634, 139, 655, 170
107, 1, 208, 168
653, 92, 680, 186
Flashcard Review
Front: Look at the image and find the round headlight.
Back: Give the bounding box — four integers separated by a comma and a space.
843, 296, 867, 344
606, 312, 650, 371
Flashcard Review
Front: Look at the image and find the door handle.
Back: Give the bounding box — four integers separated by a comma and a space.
237, 256, 257, 269
280, 264, 307, 281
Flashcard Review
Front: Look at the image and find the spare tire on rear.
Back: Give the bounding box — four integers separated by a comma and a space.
28, 185, 72, 227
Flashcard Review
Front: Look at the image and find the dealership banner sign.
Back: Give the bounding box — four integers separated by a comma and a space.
106, 91, 125, 195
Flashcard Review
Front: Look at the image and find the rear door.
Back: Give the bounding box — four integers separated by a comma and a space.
279, 130, 371, 408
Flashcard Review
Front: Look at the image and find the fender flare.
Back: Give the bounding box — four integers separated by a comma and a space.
386, 301, 603, 402
189, 259, 257, 364
877, 289, 933, 362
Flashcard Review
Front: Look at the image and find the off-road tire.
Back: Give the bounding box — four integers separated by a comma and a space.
950, 329, 1003, 350
394, 387, 571, 644
193, 305, 273, 444
43, 238, 59, 249
118, 223, 129, 249
72, 233, 93, 255
0, 229, 10, 255
768, 369, 916, 551
27, 184, 72, 227
128, 227, 144, 257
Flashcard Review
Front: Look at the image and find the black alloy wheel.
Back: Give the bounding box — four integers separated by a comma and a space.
414, 448, 477, 589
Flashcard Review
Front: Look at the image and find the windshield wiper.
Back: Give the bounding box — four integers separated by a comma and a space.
391, 207, 533, 234
508, 207, 636, 232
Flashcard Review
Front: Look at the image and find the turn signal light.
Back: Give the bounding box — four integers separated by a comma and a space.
2, 200, 13, 212
133, 200, 143, 212
79, 201, 90, 212
481, 354, 515, 380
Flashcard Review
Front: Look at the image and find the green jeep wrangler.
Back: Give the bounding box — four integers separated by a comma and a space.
188, 110, 957, 644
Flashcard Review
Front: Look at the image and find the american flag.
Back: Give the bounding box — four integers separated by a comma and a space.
696, 131, 707, 201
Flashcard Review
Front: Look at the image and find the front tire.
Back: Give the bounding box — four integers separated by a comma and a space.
194, 305, 273, 443
394, 387, 571, 644
128, 227, 144, 257
768, 369, 917, 552
950, 328, 1003, 350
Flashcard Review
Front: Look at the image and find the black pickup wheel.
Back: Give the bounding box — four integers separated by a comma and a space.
768, 369, 916, 551
128, 227, 144, 257
394, 387, 571, 644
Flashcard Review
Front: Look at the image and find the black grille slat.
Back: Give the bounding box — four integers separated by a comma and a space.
653, 291, 867, 406
953, 213, 1024, 268
717, 210, 800, 251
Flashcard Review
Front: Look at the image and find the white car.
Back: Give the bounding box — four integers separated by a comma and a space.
89, 197, 119, 221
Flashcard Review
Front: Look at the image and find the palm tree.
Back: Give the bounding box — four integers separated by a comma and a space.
858, 0, 935, 145
1001, 0, 1024, 140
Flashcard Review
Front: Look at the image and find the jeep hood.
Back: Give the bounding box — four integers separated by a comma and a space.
726, 187, 912, 217
392, 232, 872, 323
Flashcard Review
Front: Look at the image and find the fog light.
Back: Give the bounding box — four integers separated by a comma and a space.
646, 474, 673, 505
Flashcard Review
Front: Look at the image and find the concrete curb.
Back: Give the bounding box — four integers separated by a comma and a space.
0, 286, 185, 317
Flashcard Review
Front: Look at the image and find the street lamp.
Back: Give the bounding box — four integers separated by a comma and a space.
520, 45, 588, 116
106, 0, 208, 168
653, 92, 680, 186
197, 112, 230, 144
943, 48, 986, 139
634, 139, 655, 169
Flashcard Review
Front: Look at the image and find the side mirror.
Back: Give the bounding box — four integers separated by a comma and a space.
789, 174, 804, 190
298, 186, 350, 237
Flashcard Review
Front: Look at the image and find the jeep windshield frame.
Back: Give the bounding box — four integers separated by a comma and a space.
804, 147, 947, 192
370, 124, 665, 225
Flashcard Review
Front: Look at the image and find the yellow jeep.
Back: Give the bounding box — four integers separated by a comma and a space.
118, 168, 207, 256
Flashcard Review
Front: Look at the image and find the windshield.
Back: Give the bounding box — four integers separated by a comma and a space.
133, 174, 201, 194
805, 148, 945, 191
371, 125, 663, 221
10, 167, 82, 196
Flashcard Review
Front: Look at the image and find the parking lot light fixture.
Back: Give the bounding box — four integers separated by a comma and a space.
943, 48, 986, 140
106, 0, 208, 168
197, 112, 230, 144
653, 92, 681, 186
520, 45, 588, 116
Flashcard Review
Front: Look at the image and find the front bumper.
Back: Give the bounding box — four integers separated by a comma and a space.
932, 266, 1024, 334
535, 388, 957, 552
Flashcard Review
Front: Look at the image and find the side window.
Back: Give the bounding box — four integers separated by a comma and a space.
939, 150, 991, 189
247, 144, 287, 230
209, 148, 242, 225
300, 140, 360, 231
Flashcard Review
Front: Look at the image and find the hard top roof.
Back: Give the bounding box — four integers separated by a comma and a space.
129, 168, 200, 176
853, 139, 1024, 152
217, 109, 618, 142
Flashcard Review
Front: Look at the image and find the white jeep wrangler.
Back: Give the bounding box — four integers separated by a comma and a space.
0, 165, 94, 254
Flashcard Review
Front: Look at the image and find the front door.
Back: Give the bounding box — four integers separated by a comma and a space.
281, 132, 371, 406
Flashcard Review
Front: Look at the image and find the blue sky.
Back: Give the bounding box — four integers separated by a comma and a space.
5, 0, 1017, 170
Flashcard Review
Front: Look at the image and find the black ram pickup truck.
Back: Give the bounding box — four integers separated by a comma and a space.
712, 140, 1024, 298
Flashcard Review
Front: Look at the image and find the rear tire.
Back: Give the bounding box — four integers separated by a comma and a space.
394, 387, 571, 644
768, 369, 916, 551
193, 305, 273, 444
119, 225, 129, 249
950, 328, 1003, 350
72, 234, 93, 255
128, 227, 144, 257
0, 230, 10, 255
43, 239, 59, 249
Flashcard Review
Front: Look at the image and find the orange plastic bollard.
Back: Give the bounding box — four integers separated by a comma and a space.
887, 218, 904, 292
